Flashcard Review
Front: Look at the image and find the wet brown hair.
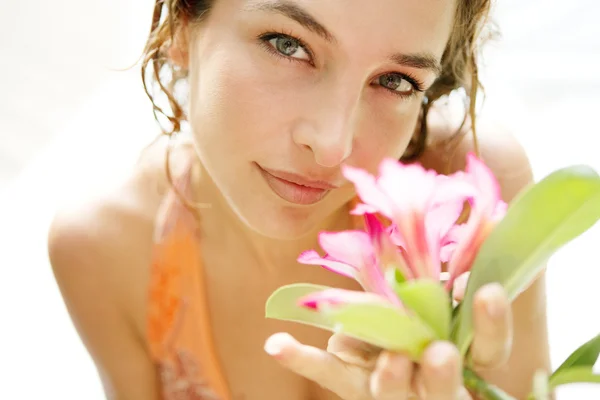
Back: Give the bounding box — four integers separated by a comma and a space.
142, 0, 495, 165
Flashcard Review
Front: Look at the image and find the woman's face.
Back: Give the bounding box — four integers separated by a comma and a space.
187, 0, 456, 239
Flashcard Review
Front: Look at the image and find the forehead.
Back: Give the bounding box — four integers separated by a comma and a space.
238, 0, 457, 59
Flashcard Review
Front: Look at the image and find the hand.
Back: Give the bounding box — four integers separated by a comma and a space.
264, 282, 512, 400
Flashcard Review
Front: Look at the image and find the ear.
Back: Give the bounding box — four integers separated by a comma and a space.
167, 23, 191, 68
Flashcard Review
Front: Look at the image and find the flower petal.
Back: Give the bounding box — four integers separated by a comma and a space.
440, 242, 457, 263
439, 222, 469, 264
349, 202, 379, 215
377, 159, 439, 211
387, 224, 406, 248
464, 153, 508, 217
492, 201, 508, 221
445, 218, 490, 289
297, 250, 357, 279
466, 153, 500, 197
342, 165, 394, 217
318, 230, 373, 267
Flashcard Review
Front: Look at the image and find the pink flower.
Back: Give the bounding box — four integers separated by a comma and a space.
442, 153, 507, 289
298, 214, 403, 306
342, 159, 473, 281
298, 153, 507, 303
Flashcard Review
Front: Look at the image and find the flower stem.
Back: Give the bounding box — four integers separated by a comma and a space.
463, 368, 516, 400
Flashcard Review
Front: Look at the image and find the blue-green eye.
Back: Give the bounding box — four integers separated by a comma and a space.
378, 73, 414, 94
264, 34, 311, 61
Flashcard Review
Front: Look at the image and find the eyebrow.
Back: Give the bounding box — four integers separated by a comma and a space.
245, 0, 442, 76
390, 53, 442, 76
244, 0, 336, 43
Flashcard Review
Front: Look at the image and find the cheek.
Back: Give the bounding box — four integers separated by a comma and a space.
351, 99, 421, 171
190, 40, 308, 158
188, 46, 287, 160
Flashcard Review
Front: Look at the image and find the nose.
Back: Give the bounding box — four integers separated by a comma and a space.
292, 84, 359, 168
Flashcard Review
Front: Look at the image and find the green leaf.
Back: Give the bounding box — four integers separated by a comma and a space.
394, 280, 451, 340
552, 333, 600, 376
453, 165, 600, 355
548, 367, 600, 389
265, 283, 336, 330
323, 302, 436, 360
265, 283, 436, 359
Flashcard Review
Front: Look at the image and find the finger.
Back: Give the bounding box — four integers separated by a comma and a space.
471, 283, 513, 369
264, 332, 369, 400
452, 272, 470, 303
370, 351, 413, 400
420, 341, 462, 400
328, 333, 380, 368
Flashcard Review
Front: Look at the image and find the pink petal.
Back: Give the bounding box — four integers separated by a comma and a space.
357, 214, 404, 304
297, 250, 357, 279
377, 159, 439, 211
424, 201, 463, 266
442, 223, 469, 244
360, 256, 403, 306
342, 165, 394, 217
298, 288, 391, 310
350, 202, 378, 215
398, 211, 437, 279
371, 160, 441, 279
464, 153, 504, 216
364, 212, 385, 239
318, 230, 373, 268
387, 224, 405, 248
444, 217, 490, 289
439, 223, 468, 263
440, 242, 457, 263
466, 153, 499, 195
429, 174, 475, 210
492, 201, 508, 221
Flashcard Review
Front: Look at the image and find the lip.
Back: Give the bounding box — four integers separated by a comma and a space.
257, 164, 339, 205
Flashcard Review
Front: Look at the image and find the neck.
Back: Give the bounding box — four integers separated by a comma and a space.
192, 164, 354, 275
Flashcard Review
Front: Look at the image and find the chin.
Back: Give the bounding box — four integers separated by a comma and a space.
230, 198, 334, 240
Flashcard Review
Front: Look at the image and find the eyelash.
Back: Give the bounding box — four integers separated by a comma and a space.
383, 72, 426, 99
258, 30, 315, 65
257, 31, 426, 99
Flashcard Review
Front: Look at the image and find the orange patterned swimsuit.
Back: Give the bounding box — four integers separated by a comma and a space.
147, 164, 232, 400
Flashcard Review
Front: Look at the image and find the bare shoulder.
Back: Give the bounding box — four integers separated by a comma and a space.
48, 133, 196, 317
47, 133, 196, 399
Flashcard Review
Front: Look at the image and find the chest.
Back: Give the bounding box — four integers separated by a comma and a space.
201, 248, 357, 400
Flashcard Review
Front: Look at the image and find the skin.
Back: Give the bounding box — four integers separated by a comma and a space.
48, 0, 551, 399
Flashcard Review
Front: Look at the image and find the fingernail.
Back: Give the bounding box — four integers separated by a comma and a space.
264, 333, 289, 357
427, 342, 454, 369
264, 338, 282, 356
486, 300, 502, 319
485, 292, 506, 319
430, 349, 451, 368
482, 284, 506, 319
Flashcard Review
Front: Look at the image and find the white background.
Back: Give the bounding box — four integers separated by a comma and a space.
0, 0, 599, 398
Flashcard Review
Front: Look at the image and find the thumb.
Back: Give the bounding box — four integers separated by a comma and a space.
264, 332, 339, 375
264, 332, 369, 399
